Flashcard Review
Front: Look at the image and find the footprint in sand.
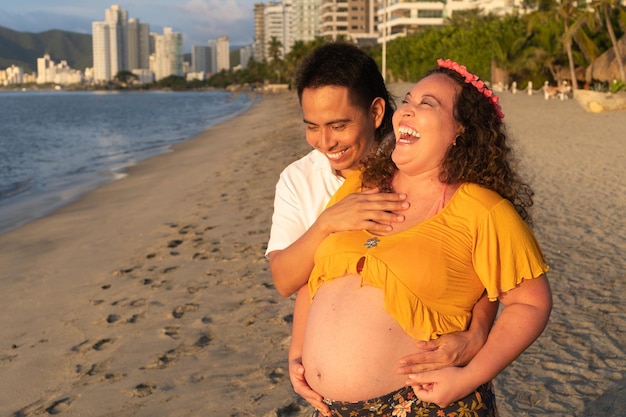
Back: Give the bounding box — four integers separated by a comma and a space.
142, 334, 213, 370
128, 382, 157, 398
13, 395, 78, 416
162, 325, 180, 339
171, 303, 199, 319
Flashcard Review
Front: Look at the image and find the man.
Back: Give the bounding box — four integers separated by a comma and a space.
266, 43, 495, 416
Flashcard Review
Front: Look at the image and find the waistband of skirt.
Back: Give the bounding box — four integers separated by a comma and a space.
322, 385, 414, 410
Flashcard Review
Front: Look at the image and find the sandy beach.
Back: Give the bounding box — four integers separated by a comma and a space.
0, 85, 624, 417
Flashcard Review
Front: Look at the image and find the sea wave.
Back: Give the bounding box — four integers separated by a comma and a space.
0, 178, 33, 201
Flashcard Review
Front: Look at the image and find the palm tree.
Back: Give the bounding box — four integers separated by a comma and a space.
267, 36, 283, 63
284, 38, 325, 85
555, 0, 597, 90
489, 14, 531, 82
267, 36, 284, 83
591, 0, 626, 81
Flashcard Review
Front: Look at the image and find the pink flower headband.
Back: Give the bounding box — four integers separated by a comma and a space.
437, 59, 505, 119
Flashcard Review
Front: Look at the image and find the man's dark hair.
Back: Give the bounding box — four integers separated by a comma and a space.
295, 42, 395, 144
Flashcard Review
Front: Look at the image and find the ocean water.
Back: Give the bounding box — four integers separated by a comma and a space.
0, 89, 257, 235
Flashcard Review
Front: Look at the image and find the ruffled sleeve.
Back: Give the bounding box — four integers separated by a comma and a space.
473, 199, 549, 301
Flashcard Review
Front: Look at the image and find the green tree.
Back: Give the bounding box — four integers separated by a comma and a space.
267, 36, 284, 82
284, 38, 326, 86
113, 70, 139, 87
526, 9, 569, 82
156, 75, 187, 90
267, 36, 283, 62
556, 0, 596, 90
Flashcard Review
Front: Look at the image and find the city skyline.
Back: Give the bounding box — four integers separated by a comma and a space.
0, 0, 257, 50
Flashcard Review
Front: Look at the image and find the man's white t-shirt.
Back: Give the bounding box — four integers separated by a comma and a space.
266, 150, 345, 256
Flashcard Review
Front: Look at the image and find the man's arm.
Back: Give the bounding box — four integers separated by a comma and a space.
270, 189, 409, 297
407, 275, 552, 406
396, 292, 498, 374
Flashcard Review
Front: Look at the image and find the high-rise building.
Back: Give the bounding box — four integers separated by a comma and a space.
192, 45, 212, 73
254, 0, 535, 57
292, 0, 322, 43
239, 45, 254, 70
152, 27, 184, 81
36, 54, 82, 85
211, 36, 230, 73
253, 3, 267, 62
92, 5, 126, 82
376, 0, 533, 44
36, 53, 55, 84
265, 1, 293, 60
92, 5, 150, 83
5, 65, 24, 85
319, 0, 378, 45
253, 1, 293, 62
127, 18, 151, 71
320, 0, 348, 41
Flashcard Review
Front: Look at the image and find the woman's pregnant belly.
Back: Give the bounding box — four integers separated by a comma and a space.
302, 275, 420, 402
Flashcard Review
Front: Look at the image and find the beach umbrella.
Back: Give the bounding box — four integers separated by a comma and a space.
556, 66, 587, 82
586, 34, 626, 82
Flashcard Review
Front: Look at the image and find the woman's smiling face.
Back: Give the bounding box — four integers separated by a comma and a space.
392, 73, 462, 177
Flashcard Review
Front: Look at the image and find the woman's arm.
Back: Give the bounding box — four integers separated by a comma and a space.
288, 286, 331, 416
407, 275, 552, 406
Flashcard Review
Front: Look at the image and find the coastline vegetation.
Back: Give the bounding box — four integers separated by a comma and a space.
226, 1, 626, 93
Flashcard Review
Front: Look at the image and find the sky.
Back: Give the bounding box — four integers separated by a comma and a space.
0, 0, 259, 50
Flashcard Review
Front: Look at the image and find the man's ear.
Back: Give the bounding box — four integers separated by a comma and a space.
370, 97, 386, 129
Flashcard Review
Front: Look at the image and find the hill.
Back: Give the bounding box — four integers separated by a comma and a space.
0, 26, 92, 73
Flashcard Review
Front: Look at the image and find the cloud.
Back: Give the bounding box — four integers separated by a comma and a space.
178, 0, 249, 22
174, 0, 255, 47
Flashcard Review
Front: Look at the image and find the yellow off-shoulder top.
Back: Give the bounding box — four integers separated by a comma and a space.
308, 172, 549, 341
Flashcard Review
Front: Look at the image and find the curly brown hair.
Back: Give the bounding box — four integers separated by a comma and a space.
361, 65, 535, 226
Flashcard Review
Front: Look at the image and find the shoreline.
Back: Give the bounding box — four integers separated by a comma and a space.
0, 89, 260, 237
0, 86, 624, 416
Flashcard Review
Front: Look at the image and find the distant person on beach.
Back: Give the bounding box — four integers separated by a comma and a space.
266, 43, 497, 415
297, 59, 552, 415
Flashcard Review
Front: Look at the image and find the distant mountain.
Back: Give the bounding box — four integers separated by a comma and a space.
0, 26, 92, 73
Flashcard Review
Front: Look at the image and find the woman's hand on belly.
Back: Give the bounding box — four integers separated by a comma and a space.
302, 275, 419, 402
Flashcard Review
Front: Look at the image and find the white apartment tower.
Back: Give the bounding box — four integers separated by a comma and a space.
292, 0, 322, 43
320, 0, 348, 41
36, 53, 55, 84
152, 27, 184, 81
377, 0, 532, 43
92, 5, 150, 83
92, 5, 126, 82
253, 1, 294, 62
319, 0, 378, 45
209, 36, 230, 73
253, 0, 321, 61
267, 1, 293, 60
